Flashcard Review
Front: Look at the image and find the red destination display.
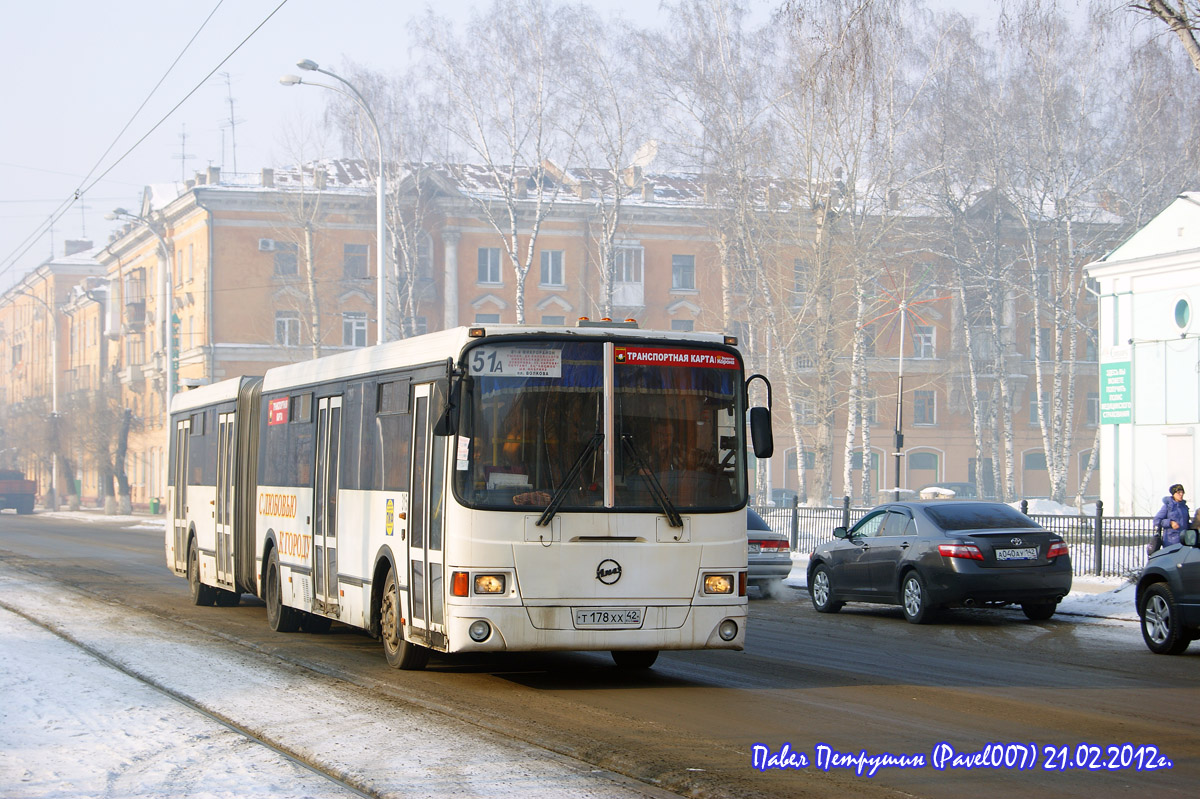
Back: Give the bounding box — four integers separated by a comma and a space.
614, 346, 738, 369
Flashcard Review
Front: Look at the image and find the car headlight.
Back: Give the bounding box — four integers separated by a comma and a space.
703, 573, 734, 594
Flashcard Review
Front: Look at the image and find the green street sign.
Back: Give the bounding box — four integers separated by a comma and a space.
1100, 361, 1132, 425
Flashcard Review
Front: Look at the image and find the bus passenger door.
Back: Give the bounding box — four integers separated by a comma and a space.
406, 384, 446, 646
313, 396, 342, 616
172, 418, 191, 573
214, 412, 237, 587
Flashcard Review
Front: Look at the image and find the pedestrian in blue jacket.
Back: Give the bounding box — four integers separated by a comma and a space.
1153, 484, 1190, 547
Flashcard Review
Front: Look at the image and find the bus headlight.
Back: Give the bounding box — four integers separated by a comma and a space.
719, 619, 739, 641
703, 574, 734, 594
468, 620, 492, 642
474, 574, 506, 594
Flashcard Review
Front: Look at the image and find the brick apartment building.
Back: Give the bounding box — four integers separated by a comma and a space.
0, 160, 1102, 509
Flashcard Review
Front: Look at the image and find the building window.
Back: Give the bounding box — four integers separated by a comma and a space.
671, 319, 694, 332
343, 312, 367, 347
794, 354, 815, 370
475, 312, 501, 324
540, 250, 564, 287
792, 259, 809, 308
274, 242, 298, 276
909, 452, 938, 471
1029, 327, 1051, 360
671, 254, 696, 291
186, 243, 194, 282
1024, 451, 1048, 471
1086, 391, 1099, 426
851, 451, 880, 471
913, 325, 935, 359
412, 316, 428, 336
478, 247, 502, 284
858, 390, 878, 426
913, 390, 936, 425
541, 314, 566, 326
417, 233, 433, 281
787, 450, 815, 470
1030, 391, 1049, 425
343, 243, 369, 279
1175, 298, 1191, 330
275, 311, 300, 346
615, 246, 643, 283
860, 324, 875, 357
793, 397, 816, 425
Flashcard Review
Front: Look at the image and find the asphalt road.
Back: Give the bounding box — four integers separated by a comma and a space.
2, 511, 1197, 799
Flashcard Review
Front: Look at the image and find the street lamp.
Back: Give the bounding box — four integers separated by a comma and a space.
281, 59, 388, 344
14, 288, 59, 510
106, 208, 176, 417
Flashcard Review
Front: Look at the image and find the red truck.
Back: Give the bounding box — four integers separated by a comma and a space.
0, 469, 36, 514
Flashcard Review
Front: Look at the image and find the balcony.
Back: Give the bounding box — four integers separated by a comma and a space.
118, 364, 145, 386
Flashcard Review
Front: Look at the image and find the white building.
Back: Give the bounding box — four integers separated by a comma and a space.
1086, 193, 1200, 515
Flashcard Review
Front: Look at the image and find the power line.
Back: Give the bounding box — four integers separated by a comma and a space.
0, 0, 293, 280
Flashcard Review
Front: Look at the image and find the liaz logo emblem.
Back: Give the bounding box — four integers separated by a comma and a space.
386, 498, 395, 536
596, 559, 622, 585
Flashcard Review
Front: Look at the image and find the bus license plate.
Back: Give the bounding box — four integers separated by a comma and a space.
995, 547, 1038, 561
574, 608, 643, 628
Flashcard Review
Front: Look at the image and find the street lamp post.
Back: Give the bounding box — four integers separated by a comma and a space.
281, 59, 388, 344
107, 209, 175, 416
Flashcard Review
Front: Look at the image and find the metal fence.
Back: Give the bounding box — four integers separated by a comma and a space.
750, 497, 1156, 579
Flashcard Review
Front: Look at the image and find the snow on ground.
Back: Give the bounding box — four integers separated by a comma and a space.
0, 565, 668, 799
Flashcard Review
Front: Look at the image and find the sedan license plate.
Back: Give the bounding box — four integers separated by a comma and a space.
574, 607, 643, 628
995, 546, 1038, 561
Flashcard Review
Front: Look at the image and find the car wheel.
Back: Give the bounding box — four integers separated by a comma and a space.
1021, 602, 1057, 621
809, 565, 843, 613
901, 572, 936, 624
1140, 583, 1191, 655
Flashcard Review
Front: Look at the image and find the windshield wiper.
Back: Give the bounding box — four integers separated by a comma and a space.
536, 433, 603, 527
621, 435, 683, 528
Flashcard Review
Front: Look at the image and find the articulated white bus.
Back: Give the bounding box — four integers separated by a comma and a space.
167, 323, 773, 669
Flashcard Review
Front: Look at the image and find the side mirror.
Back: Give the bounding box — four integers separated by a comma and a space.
750, 406, 773, 459
832, 526, 848, 539
1183, 528, 1198, 548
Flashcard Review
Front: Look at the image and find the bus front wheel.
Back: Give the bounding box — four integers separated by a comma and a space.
611, 650, 658, 669
381, 567, 429, 671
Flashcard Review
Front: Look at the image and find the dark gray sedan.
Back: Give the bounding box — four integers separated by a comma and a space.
1137, 528, 1200, 654
807, 501, 1072, 623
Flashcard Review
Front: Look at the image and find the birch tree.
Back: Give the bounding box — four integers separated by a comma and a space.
419, 0, 583, 323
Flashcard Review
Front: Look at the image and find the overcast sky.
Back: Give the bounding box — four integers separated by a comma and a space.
0, 0, 1003, 293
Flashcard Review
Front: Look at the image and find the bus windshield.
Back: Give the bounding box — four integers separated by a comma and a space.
453, 339, 745, 512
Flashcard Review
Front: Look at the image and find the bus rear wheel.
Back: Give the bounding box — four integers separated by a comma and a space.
265, 549, 301, 633
381, 568, 429, 670
187, 538, 216, 606
611, 650, 658, 669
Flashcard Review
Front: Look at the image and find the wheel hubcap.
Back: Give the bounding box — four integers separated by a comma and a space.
813, 572, 829, 605
381, 585, 399, 651
904, 579, 922, 616
1145, 595, 1170, 644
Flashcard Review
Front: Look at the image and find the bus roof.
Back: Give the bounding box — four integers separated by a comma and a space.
170, 375, 261, 415
260, 324, 733, 393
